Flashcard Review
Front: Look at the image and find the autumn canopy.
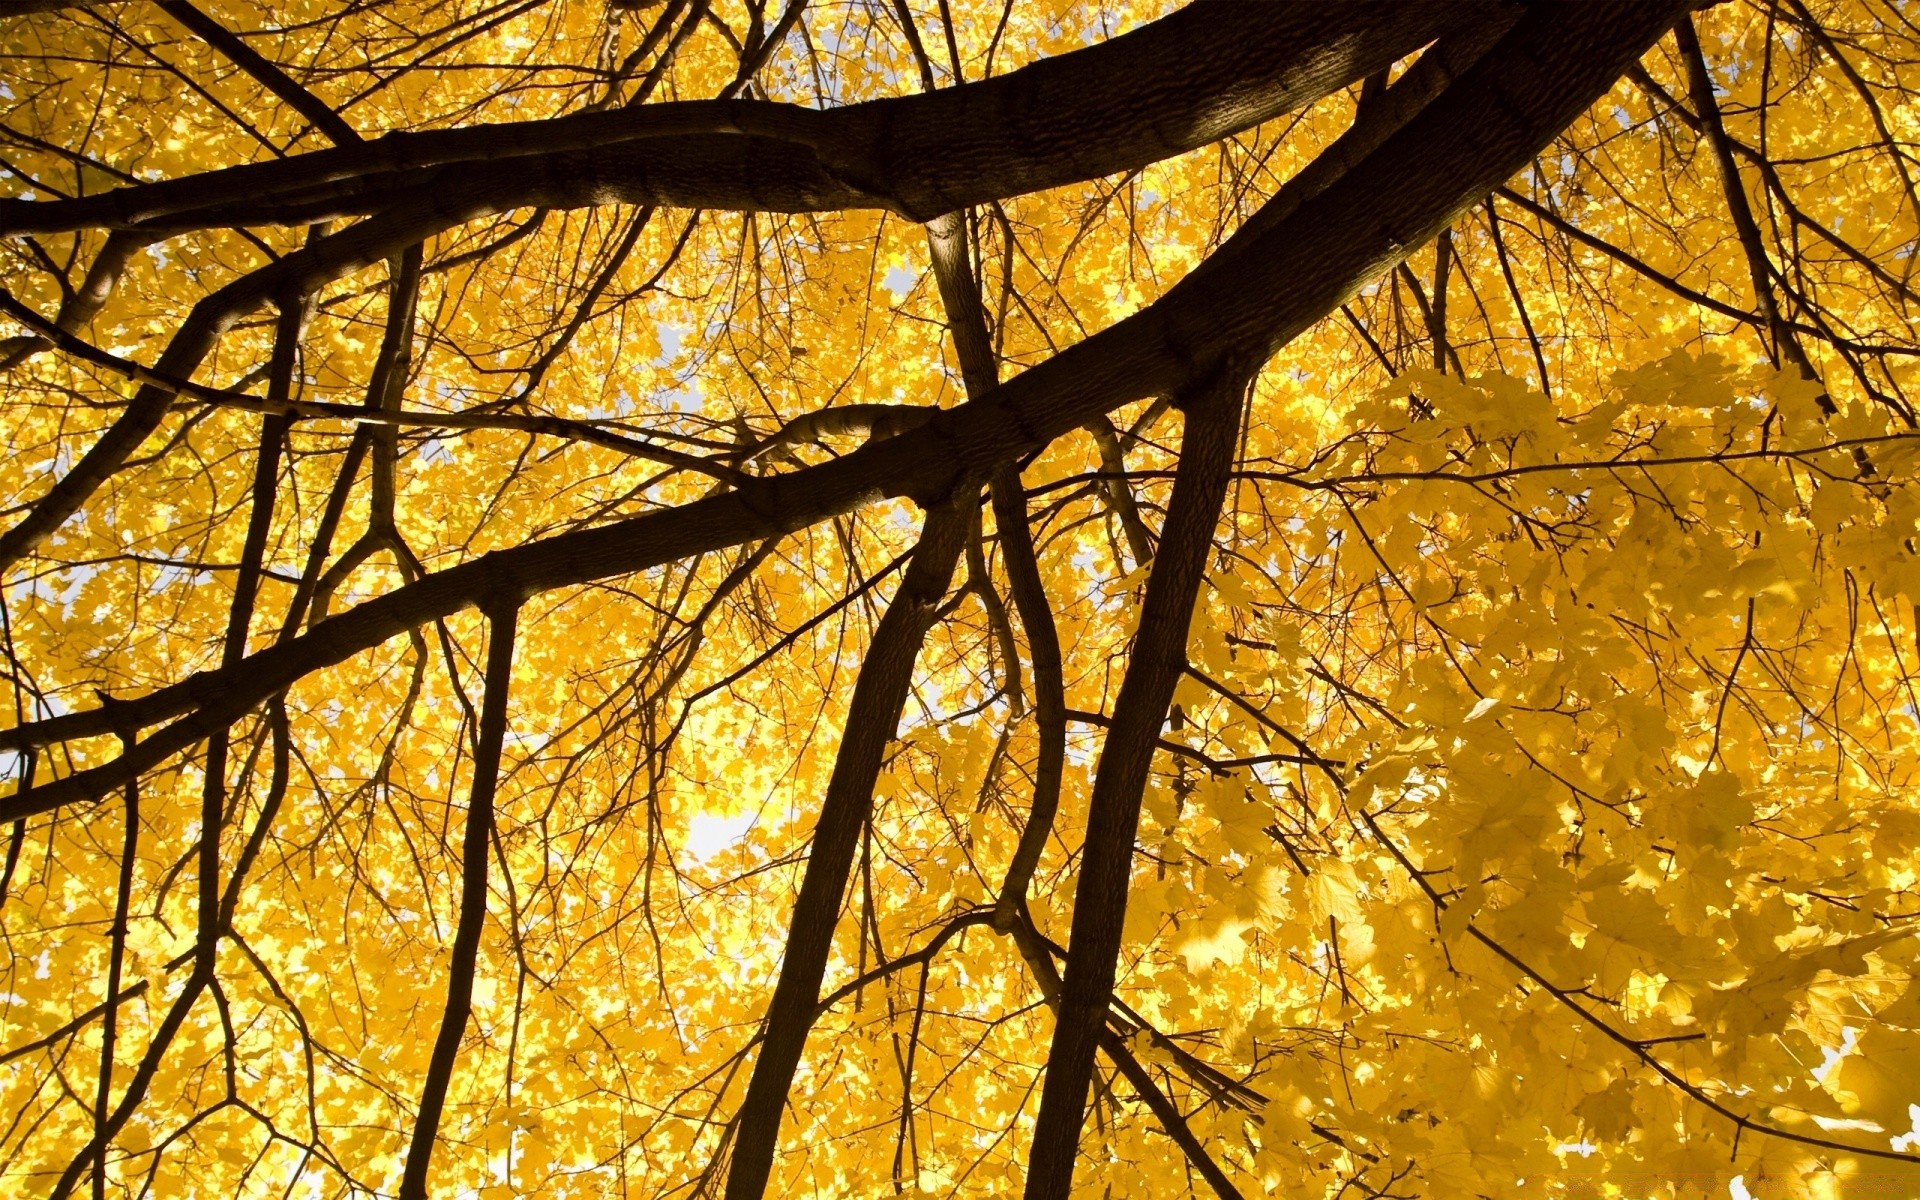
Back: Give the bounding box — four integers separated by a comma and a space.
3, 0, 1920, 1196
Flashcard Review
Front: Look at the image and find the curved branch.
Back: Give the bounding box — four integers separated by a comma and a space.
0, 229, 145, 370
0, 1, 1493, 234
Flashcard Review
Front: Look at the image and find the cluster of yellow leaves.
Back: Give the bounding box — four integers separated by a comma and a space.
1132, 350, 1920, 1198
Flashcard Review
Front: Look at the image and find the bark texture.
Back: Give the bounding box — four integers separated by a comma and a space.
0, 2, 1487, 234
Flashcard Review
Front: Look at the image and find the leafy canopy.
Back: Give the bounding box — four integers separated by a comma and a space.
2, 2, 1920, 1199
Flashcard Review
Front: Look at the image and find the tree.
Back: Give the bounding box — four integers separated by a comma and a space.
1, 0, 1918, 1195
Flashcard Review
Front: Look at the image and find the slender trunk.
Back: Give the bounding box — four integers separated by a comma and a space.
399, 601, 519, 1200
1021, 369, 1245, 1200
724, 499, 971, 1200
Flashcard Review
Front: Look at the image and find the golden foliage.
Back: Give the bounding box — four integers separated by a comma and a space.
2, 2, 1920, 1198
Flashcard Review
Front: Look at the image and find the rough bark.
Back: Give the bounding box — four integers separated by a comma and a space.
1016, 7, 1696, 1195
0, 2, 1491, 235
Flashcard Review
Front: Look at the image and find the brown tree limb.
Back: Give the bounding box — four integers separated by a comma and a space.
89, 763, 137, 1200
398, 600, 518, 1200
0, 198, 475, 576
0, 288, 744, 483
989, 470, 1066, 930
1484, 196, 1553, 396
1194, 12, 1518, 265
1022, 367, 1247, 1200
1008, 908, 1246, 1199
0, 2, 1492, 235
49, 966, 211, 1199
723, 498, 971, 1200
1429, 227, 1455, 373
156, 0, 362, 148
926, 204, 1071, 936
1675, 16, 1828, 398
1101, 1031, 1247, 1200
0, 229, 145, 370
719, 0, 809, 100
190, 298, 299, 950
1491, 185, 1760, 328
47, 307, 303, 1200
1087, 417, 1156, 568
924, 208, 1071, 934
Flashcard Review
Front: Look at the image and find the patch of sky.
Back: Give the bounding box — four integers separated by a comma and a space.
1812, 1026, 1859, 1084
683, 806, 756, 860
883, 266, 919, 298
1891, 1105, 1920, 1152
656, 323, 685, 363
151, 563, 197, 594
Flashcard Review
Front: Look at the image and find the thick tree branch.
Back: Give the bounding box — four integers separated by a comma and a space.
0, 2, 1492, 235
1008, 904, 1245, 1198
1086, 418, 1156, 567
925, 209, 1070, 931
1101, 1031, 1246, 1200
925, 207, 1073, 934
0, 230, 145, 370
988, 470, 1067, 928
